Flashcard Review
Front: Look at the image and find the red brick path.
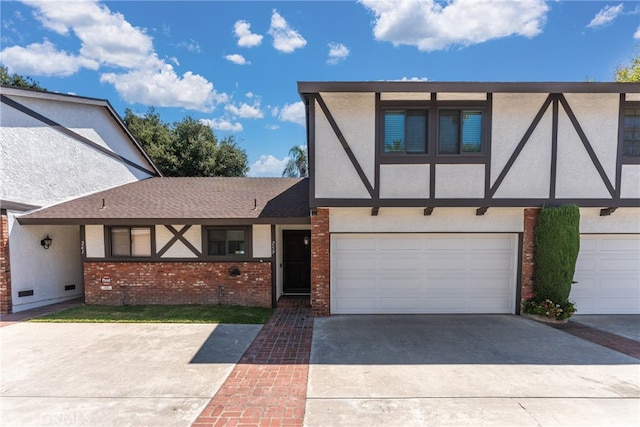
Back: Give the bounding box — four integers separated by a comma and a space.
550, 321, 640, 359
193, 297, 313, 427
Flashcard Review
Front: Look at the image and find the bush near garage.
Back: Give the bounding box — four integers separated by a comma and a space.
524, 204, 580, 320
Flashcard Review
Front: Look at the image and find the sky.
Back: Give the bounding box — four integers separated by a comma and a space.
1, 1, 638, 177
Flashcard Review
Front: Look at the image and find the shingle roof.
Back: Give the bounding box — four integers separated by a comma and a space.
18, 177, 310, 225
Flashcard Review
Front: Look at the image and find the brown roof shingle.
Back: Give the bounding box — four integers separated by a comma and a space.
18, 177, 310, 225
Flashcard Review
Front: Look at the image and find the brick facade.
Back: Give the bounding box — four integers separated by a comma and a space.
521, 208, 541, 306
0, 211, 11, 314
83, 261, 272, 307
310, 208, 330, 316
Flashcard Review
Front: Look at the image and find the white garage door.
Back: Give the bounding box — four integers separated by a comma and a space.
571, 235, 640, 314
331, 234, 518, 314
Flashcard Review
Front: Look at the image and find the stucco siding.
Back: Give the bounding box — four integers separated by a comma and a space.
437, 92, 486, 101
621, 166, 640, 199
580, 208, 640, 233
330, 208, 524, 233
380, 165, 429, 199
157, 225, 201, 258
435, 164, 484, 198
252, 224, 272, 258
314, 97, 371, 199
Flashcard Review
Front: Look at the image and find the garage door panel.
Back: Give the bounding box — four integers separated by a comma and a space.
331, 233, 517, 314
571, 235, 640, 314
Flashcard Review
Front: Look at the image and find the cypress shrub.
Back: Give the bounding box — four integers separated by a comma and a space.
533, 205, 580, 303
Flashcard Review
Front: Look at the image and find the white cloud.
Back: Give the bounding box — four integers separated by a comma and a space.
249, 154, 289, 177
200, 118, 243, 132
225, 54, 250, 65
277, 101, 306, 126
234, 20, 263, 47
225, 101, 264, 119
176, 39, 202, 53
4, 0, 222, 112
100, 61, 219, 112
268, 10, 307, 53
587, 4, 624, 28
327, 42, 350, 64
0, 40, 98, 76
359, 0, 548, 51
635, 26, 640, 39
398, 76, 429, 81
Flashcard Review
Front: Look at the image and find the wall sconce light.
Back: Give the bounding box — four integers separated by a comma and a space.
303, 234, 310, 247
40, 235, 52, 250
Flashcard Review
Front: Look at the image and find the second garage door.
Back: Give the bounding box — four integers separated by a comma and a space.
331, 233, 518, 314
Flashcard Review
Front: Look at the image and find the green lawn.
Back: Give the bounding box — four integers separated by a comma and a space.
30, 304, 273, 324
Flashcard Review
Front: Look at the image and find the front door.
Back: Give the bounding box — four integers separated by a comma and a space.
282, 230, 311, 294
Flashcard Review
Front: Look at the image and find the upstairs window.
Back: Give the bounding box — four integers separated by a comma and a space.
383, 109, 428, 154
206, 227, 248, 257
623, 108, 640, 157
110, 226, 152, 257
439, 109, 484, 154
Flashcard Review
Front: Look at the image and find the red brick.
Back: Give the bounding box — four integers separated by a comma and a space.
310, 208, 330, 316
521, 208, 540, 307
0, 212, 11, 314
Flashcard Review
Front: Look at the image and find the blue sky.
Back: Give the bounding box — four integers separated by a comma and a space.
1, 1, 638, 176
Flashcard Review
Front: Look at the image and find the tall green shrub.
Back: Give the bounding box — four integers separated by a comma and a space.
533, 205, 580, 303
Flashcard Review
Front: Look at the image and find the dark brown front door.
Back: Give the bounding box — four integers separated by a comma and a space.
282, 230, 311, 294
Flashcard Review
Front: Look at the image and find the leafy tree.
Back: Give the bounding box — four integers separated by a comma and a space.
0, 65, 46, 90
615, 54, 640, 82
282, 145, 308, 177
124, 108, 248, 177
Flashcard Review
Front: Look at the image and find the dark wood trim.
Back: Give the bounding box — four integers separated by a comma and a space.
616, 94, 625, 197
270, 224, 277, 308
374, 93, 381, 203
311, 197, 640, 208
1, 95, 159, 177
559, 94, 615, 197
315, 94, 375, 197
299, 81, 639, 94
17, 217, 311, 226
550, 96, 559, 200
156, 225, 202, 258
201, 225, 253, 261
484, 93, 493, 200
515, 233, 523, 315
489, 94, 553, 198
620, 99, 640, 165
307, 95, 317, 211
83, 257, 274, 263
80, 225, 86, 262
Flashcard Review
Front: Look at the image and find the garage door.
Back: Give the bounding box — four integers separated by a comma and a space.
331, 234, 518, 314
571, 235, 640, 314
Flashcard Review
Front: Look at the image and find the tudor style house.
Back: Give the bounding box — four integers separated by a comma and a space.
298, 81, 640, 316
12, 81, 640, 317
0, 86, 160, 314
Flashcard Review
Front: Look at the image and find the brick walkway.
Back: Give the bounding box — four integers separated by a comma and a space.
0, 298, 83, 327
550, 321, 640, 359
193, 296, 313, 427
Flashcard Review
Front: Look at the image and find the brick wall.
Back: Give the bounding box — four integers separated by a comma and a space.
522, 208, 540, 305
0, 212, 11, 314
84, 261, 272, 307
310, 208, 330, 316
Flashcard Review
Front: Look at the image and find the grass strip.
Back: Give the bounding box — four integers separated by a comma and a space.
30, 304, 273, 324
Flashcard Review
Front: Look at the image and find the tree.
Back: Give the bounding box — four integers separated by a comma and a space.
0, 65, 46, 90
124, 108, 249, 177
615, 54, 640, 82
282, 145, 308, 177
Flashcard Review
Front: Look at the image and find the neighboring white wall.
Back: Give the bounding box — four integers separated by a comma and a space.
8, 213, 82, 312
314, 95, 372, 199
84, 225, 105, 258
156, 225, 201, 258
330, 208, 524, 233
252, 225, 272, 258
580, 208, 640, 234
0, 95, 154, 208
435, 164, 484, 198
380, 165, 429, 199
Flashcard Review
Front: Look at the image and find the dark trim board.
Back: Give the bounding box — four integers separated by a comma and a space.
18, 217, 311, 226
311, 198, 640, 208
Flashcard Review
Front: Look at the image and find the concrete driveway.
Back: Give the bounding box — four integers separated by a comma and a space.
307, 315, 640, 427
0, 322, 261, 426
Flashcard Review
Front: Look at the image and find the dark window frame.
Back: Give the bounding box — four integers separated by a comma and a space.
202, 226, 252, 261
381, 108, 429, 155
378, 98, 489, 163
621, 100, 640, 164
106, 225, 154, 259
436, 107, 486, 156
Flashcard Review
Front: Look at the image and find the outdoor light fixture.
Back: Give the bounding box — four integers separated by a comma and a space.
303, 235, 310, 247
40, 235, 52, 249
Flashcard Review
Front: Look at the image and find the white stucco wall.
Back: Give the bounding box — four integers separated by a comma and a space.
380, 93, 430, 101
252, 224, 272, 258
621, 165, 640, 199
380, 165, 429, 198
0, 95, 155, 208
156, 225, 201, 258
84, 225, 105, 258
314, 95, 373, 199
580, 208, 640, 233
330, 208, 524, 233
435, 164, 484, 198
437, 92, 486, 101
627, 93, 640, 102
8, 213, 82, 312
